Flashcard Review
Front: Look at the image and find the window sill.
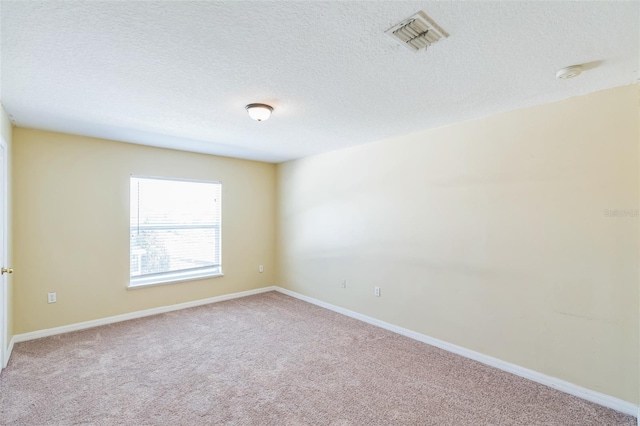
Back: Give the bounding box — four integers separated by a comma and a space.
128, 269, 224, 290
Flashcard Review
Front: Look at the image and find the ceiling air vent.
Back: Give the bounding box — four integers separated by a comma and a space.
385, 11, 449, 52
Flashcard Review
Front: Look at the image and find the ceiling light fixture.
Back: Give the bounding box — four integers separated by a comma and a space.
245, 103, 273, 122
556, 65, 583, 79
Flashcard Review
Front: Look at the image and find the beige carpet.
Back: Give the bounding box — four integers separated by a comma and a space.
0, 291, 634, 425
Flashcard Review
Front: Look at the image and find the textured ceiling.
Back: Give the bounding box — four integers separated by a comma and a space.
1, 1, 638, 163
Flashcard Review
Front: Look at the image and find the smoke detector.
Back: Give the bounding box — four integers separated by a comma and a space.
556, 65, 583, 79
386, 11, 449, 52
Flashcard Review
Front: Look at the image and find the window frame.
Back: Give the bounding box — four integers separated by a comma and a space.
127, 175, 223, 290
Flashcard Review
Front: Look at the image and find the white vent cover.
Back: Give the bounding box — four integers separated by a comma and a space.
385, 11, 449, 52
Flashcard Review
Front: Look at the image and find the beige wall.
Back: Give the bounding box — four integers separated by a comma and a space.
13, 128, 276, 334
0, 104, 13, 351
277, 84, 640, 404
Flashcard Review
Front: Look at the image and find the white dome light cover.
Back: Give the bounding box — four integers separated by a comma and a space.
245, 103, 273, 121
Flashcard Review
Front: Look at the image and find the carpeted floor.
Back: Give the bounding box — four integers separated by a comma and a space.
0, 291, 634, 425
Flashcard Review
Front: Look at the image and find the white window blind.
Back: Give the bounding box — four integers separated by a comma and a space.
129, 176, 222, 287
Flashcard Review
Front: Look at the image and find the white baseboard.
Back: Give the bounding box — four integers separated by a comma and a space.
12, 286, 276, 344
4, 335, 14, 368
272, 286, 638, 418
8, 284, 638, 417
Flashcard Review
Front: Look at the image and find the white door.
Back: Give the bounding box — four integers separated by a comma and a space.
0, 139, 8, 369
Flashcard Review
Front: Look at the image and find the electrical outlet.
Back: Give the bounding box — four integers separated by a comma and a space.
341, 280, 347, 288
47, 292, 56, 304
374, 287, 381, 297
259, 265, 264, 273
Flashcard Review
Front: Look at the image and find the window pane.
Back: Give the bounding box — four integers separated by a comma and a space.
130, 177, 221, 280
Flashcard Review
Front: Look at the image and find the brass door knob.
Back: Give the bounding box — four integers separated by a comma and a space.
1, 268, 13, 275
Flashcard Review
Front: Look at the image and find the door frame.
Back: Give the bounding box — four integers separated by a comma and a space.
0, 135, 7, 369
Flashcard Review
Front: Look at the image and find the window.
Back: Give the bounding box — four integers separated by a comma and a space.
129, 176, 222, 288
